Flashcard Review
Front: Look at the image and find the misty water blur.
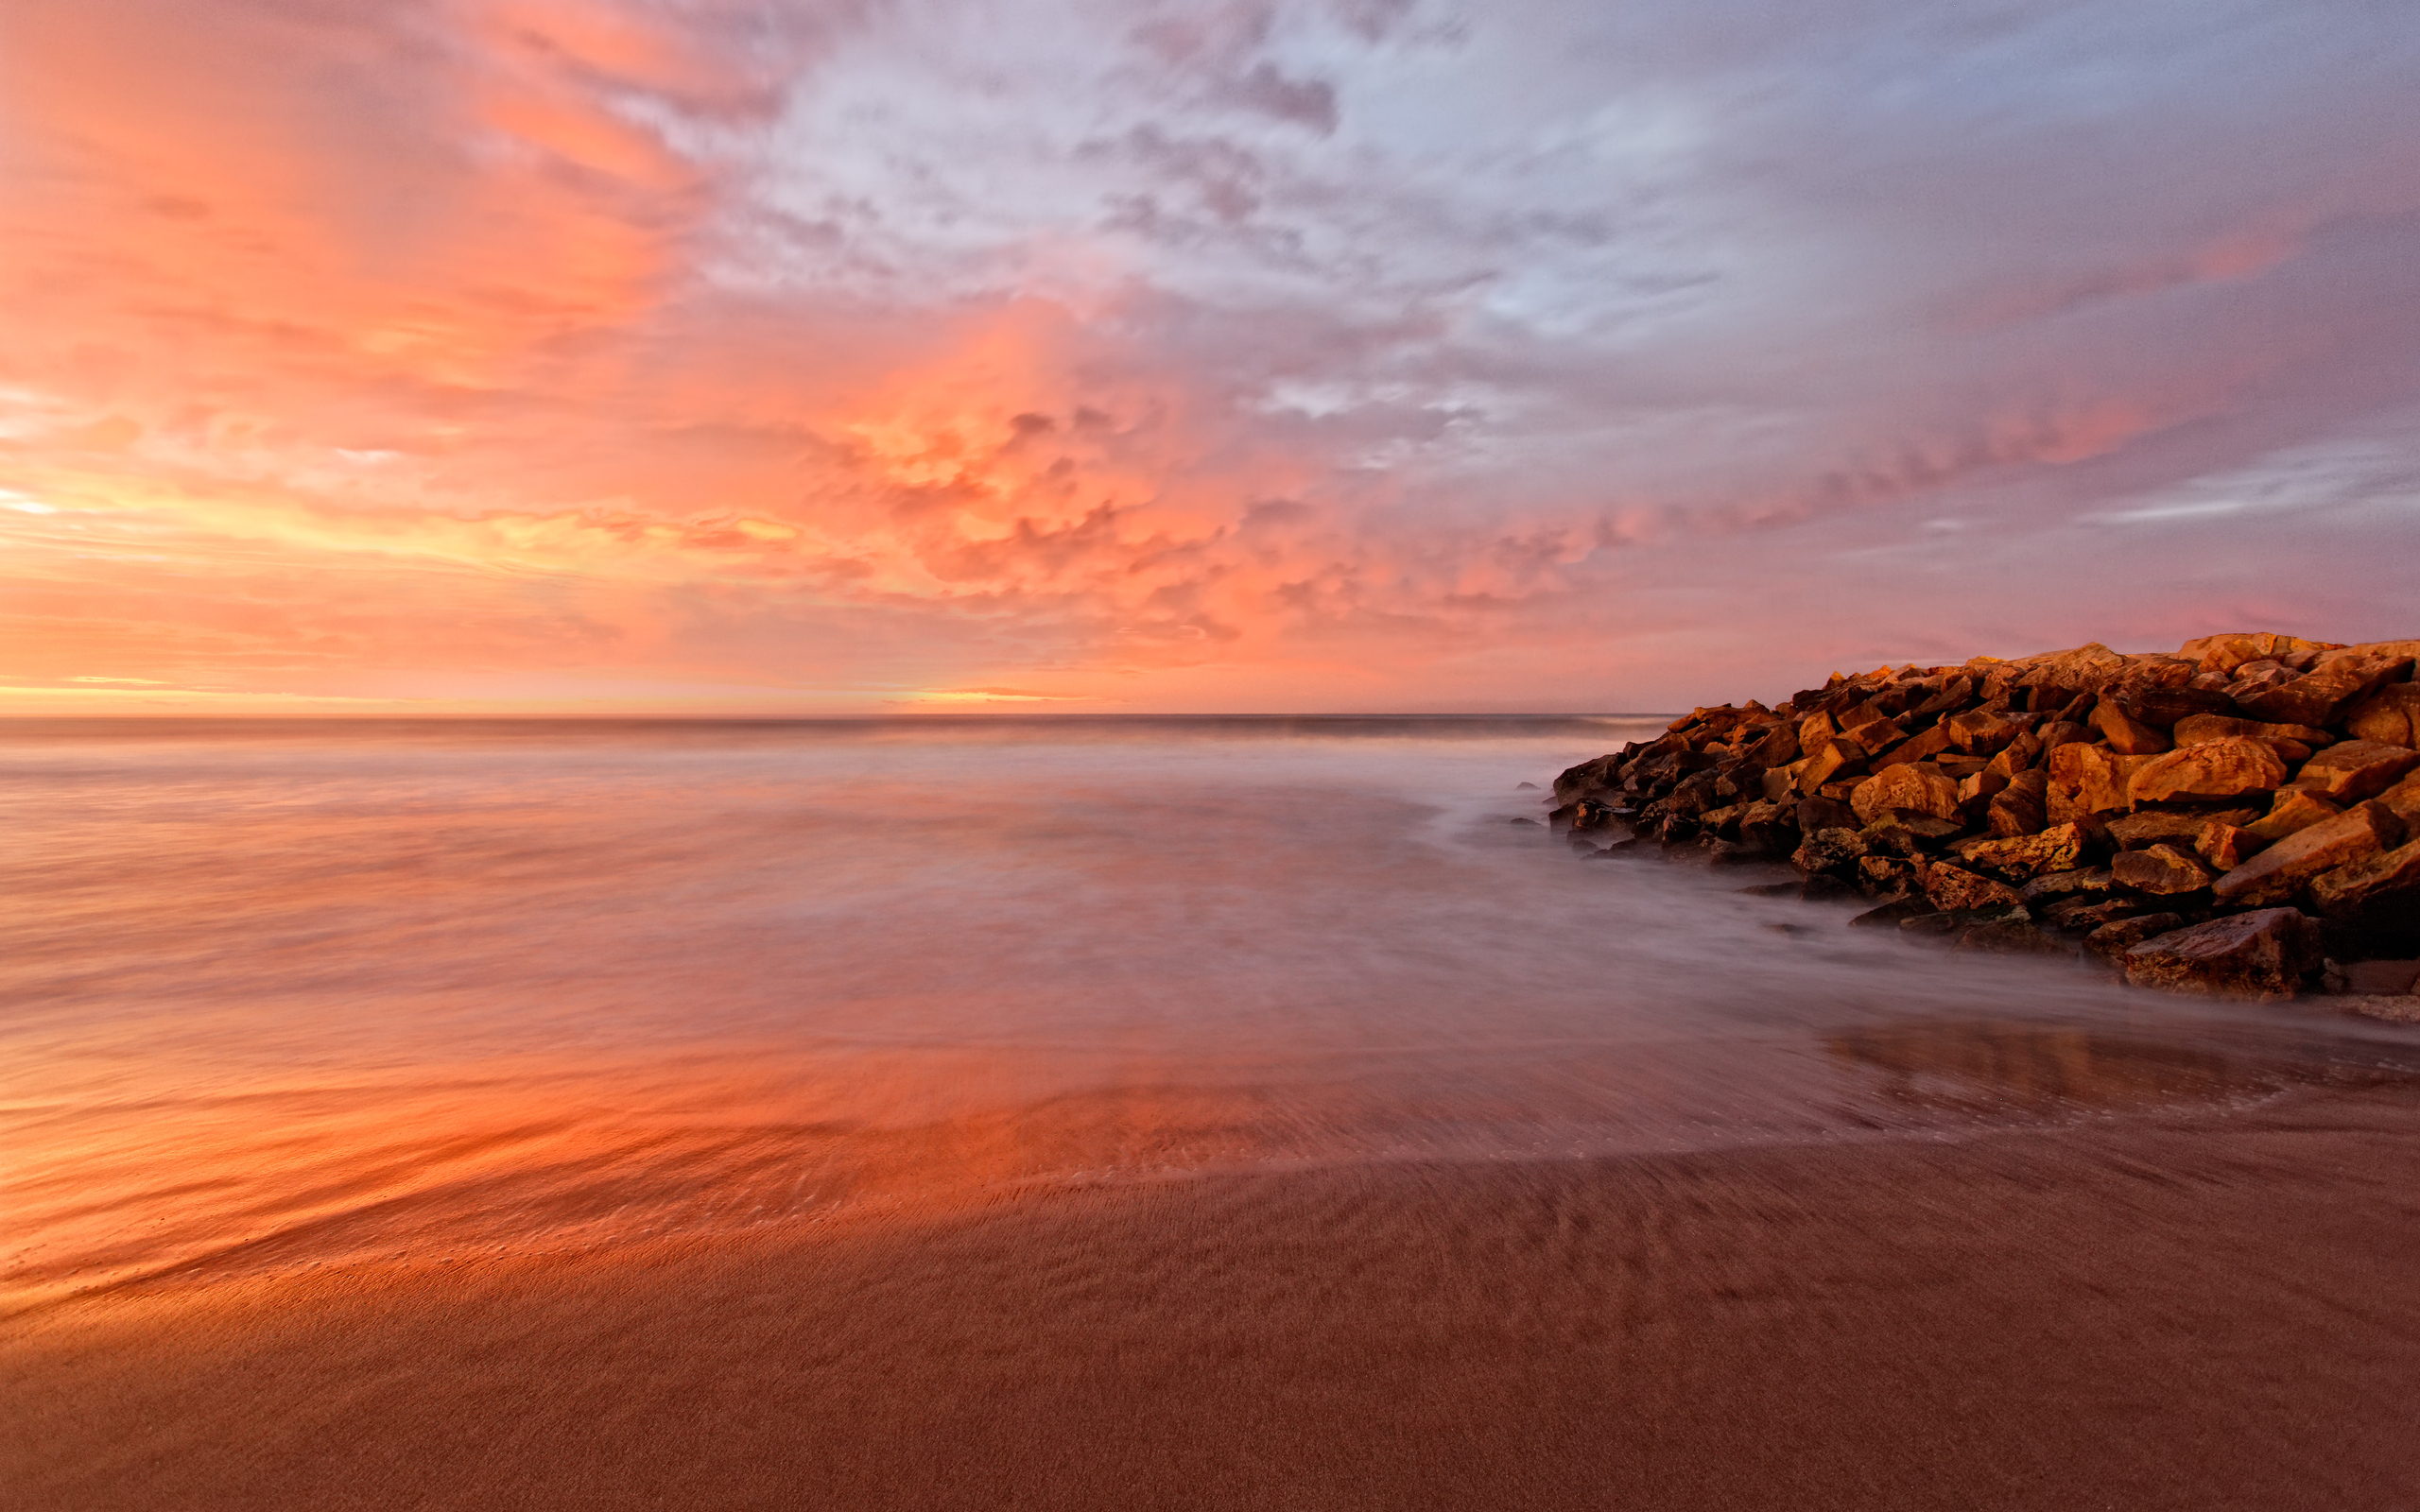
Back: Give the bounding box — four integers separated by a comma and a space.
7, 717, 2413, 1312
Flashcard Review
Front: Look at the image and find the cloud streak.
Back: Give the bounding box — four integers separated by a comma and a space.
2, 0, 2417, 712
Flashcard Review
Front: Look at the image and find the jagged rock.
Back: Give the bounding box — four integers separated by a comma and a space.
2290, 739, 2420, 803
1950, 821, 2091, 883
2121, 909, 2324, 999
2195, 821, 2263, 872
1987, 770, 2049, 836
2377, 775, 2420, 829
1875, 725, 1954, 769
1849, 895, 1933, 928
2235, 653, 2411, 727
1849, 763, 1961, 825
2243, 788, 2342, 843
2048, 743, 2152, 818
2118, 684, 2238, 729
2111, 844, 2212, 896
2105, 807, 2259, 849
1796, 796, 1858, 833
2346, 684, 2420, 748
1800, 874, 1858, 902
1922, 863, 2023, 912
1900, 903, 2026, 944
2051, 897, 2160, 932
2020, 866, 2116, 903
1858, 855, 1919, 894
2178, 632, 2344, 677
2091, 698, 2169, 754
1796, 740, 1864, 795
2310, 838, 2420, 919
2171, 713, 2333, 747
1983, 730, 2046, 778
1944, 708, 2026, 755
2211, 801, 2401, 907
1736, 800, 1797, 854
1956, 915, 2071, 955
1791, 827, 1865, 878
2083, 913, 2187, 963
2125, 737, 2288, 805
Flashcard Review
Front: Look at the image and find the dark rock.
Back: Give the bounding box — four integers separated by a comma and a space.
2236, 654, 2411, 728
2121, 909, 2324, 998
1791, 826, 1865, 878
2213, 801, 2401, 907
1704, 839, 1766, 867
1858, 855, 1919, 895
2019, 866, 2117, 904
2049, 897, 2156, 932
1850, 895, 1934, 928
2118, 684, 2237, 729
2346, 683, 2420, 748
1800, 874, 1858, 902
1796, 796, 1858, 833
2110, 844, 2212, 897
1516, 781, 1539, 790
2310, 837, 2420, 918
1735, 880, 1801, 896
2083, 913, 2186, 964
1921, 863, 2024, 912
1956, 916, 2072, 956
1987, 770, 2050, 837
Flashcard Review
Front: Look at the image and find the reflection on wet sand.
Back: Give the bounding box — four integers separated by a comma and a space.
1825, 1020, 2370, 1113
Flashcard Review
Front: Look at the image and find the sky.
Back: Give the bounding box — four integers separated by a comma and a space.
3, 0, 2418, 714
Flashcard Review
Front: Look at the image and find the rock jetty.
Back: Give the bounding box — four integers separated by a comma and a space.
1552, 633, 2420, 1001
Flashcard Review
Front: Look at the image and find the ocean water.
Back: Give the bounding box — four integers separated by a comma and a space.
7, 717, 2411, 1313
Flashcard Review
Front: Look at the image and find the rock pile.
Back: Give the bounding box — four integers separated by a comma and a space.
1552, 633, 2420, 1000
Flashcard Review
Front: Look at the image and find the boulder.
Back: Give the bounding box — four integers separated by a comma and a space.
2048, 743, 2152, 817
1987, 770, 2049, 837
1983, 730, 2046, 778
1858, 855, 1920, 895
2177, 633, 2342, 677
1791, 827, 1866, 878
2309, 837, 2420, 919
2242, 787, 2342, 844
2125, 737, 2288, 806
2106, 807, 2258, 849
2118, 685, 2238, 729
1922, 863, 2024, 912
1796, 739, 1864, 795
2120, 909, 2324, 999
2377, 775, 2420, 830
2290, 739, 2420, 803
1849, 763, 1962, 826
1950, 822, 2091, 884
1740, 721, 1803, 768
2236, 654, 2411, 727
2211, 801, 2401, 907
2345, 683, 2420, 748
2090, 698, 2169, 755
2171, 713, 2334, 748
1956, 916, 2071, 955
2019, 867, 2116, 904
2055, 897, 2162, 932
1945, 708, 2028, 755
1874, 725, 1954, 770
2083, 912, 2186, 963
1797, 796, 1858, 834
2111, 843, 2212, 896
2195, 821, 2263, 872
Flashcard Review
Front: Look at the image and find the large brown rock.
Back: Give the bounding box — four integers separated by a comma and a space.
2110, 844, 2211, 896
2235, 654, 2411, 727
1874, 725, 1953, 769
2175, 632, 2342, 677
2309, 838, 2420, 919
2378, 775, 2420, 830
2083, 912, 2186, 964
2090, 698, 2169, 755
2211, 801, 2401, 907
2120, 909, 2323, 998
2106, 807, 2258, 849
2291, 739, 2420, 803
1987, 769, 2049, 836
1849, 763, 1961, 826
2171, 713, 2333, 747
2125, 737, 2288, 805
2048, 743, 2151, 818
2195, 821, 2263, 872
2344, 683, 2420, 748
1944, 708, 2026, 755
1796, 739, 1864, 795
2242, 787, 2342, 843
1950, 822, 2091, 884
1922, 863, 2023, 912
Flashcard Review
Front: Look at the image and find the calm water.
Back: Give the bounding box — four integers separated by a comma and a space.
7, 717, 2413, 1312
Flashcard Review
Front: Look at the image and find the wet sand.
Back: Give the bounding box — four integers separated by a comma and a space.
10, 1081, 2420, 1512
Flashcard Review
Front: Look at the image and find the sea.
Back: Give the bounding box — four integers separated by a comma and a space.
8, 716, 2413, 1314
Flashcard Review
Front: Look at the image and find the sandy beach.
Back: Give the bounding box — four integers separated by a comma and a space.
12, 1077, 2420, 1512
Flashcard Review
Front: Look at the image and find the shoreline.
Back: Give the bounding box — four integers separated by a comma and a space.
12, 1077, 2420, 1511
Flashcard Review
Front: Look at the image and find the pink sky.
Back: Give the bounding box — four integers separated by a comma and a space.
4, 0, 2418, 713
